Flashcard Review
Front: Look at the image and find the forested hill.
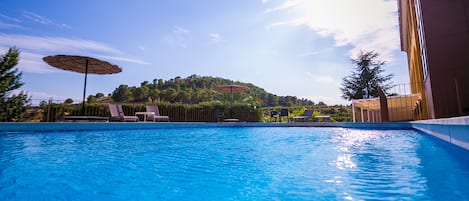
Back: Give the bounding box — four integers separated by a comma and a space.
109, 74, 314, 107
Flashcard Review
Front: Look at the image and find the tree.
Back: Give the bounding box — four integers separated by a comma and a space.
95, 92, 105, 99
0, 47, 30, 122
87, 95, 97, 103
64, 98, 74, 104
108, 74, 316, 106
112, 84, 133, 102
340, 51, 393, 100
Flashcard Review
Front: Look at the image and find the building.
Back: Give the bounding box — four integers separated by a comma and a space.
398, 0, 469, 119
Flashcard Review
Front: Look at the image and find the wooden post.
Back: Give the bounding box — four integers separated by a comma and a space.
378, 87, 389, 122
360, 108, 364, 122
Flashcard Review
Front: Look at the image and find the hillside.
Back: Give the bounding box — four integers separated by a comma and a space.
107, 74, 314, 107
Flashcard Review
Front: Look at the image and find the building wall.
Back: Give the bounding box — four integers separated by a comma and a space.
420, 0, 469, 118
399, 0, 469, 119
398, 0, 429, 119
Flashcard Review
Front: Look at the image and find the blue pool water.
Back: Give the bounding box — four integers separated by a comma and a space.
1, 127, 469, 200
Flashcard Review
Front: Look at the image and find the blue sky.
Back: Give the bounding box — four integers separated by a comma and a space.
0, 0, 408, 105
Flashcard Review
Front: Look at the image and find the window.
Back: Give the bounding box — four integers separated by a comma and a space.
414, 0, 430, 79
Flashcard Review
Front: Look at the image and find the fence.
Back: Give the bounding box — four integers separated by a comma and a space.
41, 102, 262, 122
352, 82, 425, 122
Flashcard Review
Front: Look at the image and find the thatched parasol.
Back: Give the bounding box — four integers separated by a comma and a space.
214, 84, 249, 118
43, 55, 121, 115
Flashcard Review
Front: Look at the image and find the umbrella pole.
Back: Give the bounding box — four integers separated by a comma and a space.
230, 87, 233, 119
82, 59, 89, 115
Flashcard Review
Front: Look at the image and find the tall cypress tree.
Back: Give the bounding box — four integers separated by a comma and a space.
0, 47, 30, 122
340, 50, 394, 100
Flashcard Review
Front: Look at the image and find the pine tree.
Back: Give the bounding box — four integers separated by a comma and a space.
340, 51, 393, 100
0, 47, 30, 122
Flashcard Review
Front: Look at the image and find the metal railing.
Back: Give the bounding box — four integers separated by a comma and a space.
352, 82, 425, 122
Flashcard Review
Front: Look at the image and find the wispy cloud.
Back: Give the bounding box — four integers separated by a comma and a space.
22, 10, 71, 29
0, 13, 24, 29
0, 34, 121, 54
97, 55, 150, 65
264, 0, 300, 14
173, 25, 189, 34
306, 72, 340, 87
265, 0, 400, 62
261, 0, 270, 4
209, 33, 224, 43
164, 25, 190, 48
17, 51, 57, 73
0, 21, 22, 29
297, 51, 320, 57
0, 13, 21, 23
0, 34, 149, 73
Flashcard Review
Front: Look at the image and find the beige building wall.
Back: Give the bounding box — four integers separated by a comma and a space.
398, 0, 469, 119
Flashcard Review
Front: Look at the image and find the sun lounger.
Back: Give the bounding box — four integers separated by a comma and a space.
279, 108, 289, 122
292, 109, 313, 122
108, 103, 139, 122
146, 105, 170, 122
213, 109, 224, 122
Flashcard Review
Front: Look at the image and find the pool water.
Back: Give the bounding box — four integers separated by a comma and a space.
1, 127, 469, 200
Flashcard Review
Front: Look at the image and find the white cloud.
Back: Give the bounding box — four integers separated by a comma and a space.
97, 55, 150, 65
0, 34, 121, 55
265, 0, 400, 62
209, 33, 224, 43
264, 0, 300, 14
17, 51, 57, 73
297, 51, 319, 57
261, 0, 270, 4
173, 25, 189, 34
306, 72, 340, 86
0, 34, 149, 73
0, 13, 24, 29
165, 25, 190, 48
22, 10, 53, 25
0, 21, 22, 29
22, 10, 71, 29
0, 13, 22, 23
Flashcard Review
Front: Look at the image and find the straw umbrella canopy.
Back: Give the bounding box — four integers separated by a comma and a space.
43, 55, 121, 115
214, 84, 250, 94
214, 84, 249, 118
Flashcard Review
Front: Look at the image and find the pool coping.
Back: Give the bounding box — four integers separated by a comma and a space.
0, 122, 413, 133
411, 116, 469, 151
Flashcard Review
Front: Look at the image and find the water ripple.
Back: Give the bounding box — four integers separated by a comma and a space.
1, 128, 469, 200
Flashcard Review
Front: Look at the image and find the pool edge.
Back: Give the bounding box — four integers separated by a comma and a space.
1, 119, 468, 151
412, 116, 469, 150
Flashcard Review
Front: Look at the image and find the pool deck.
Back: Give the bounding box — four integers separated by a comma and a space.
1, 116, 468, 150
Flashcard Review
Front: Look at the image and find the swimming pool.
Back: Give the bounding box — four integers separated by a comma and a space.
1, 127, 469, 200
